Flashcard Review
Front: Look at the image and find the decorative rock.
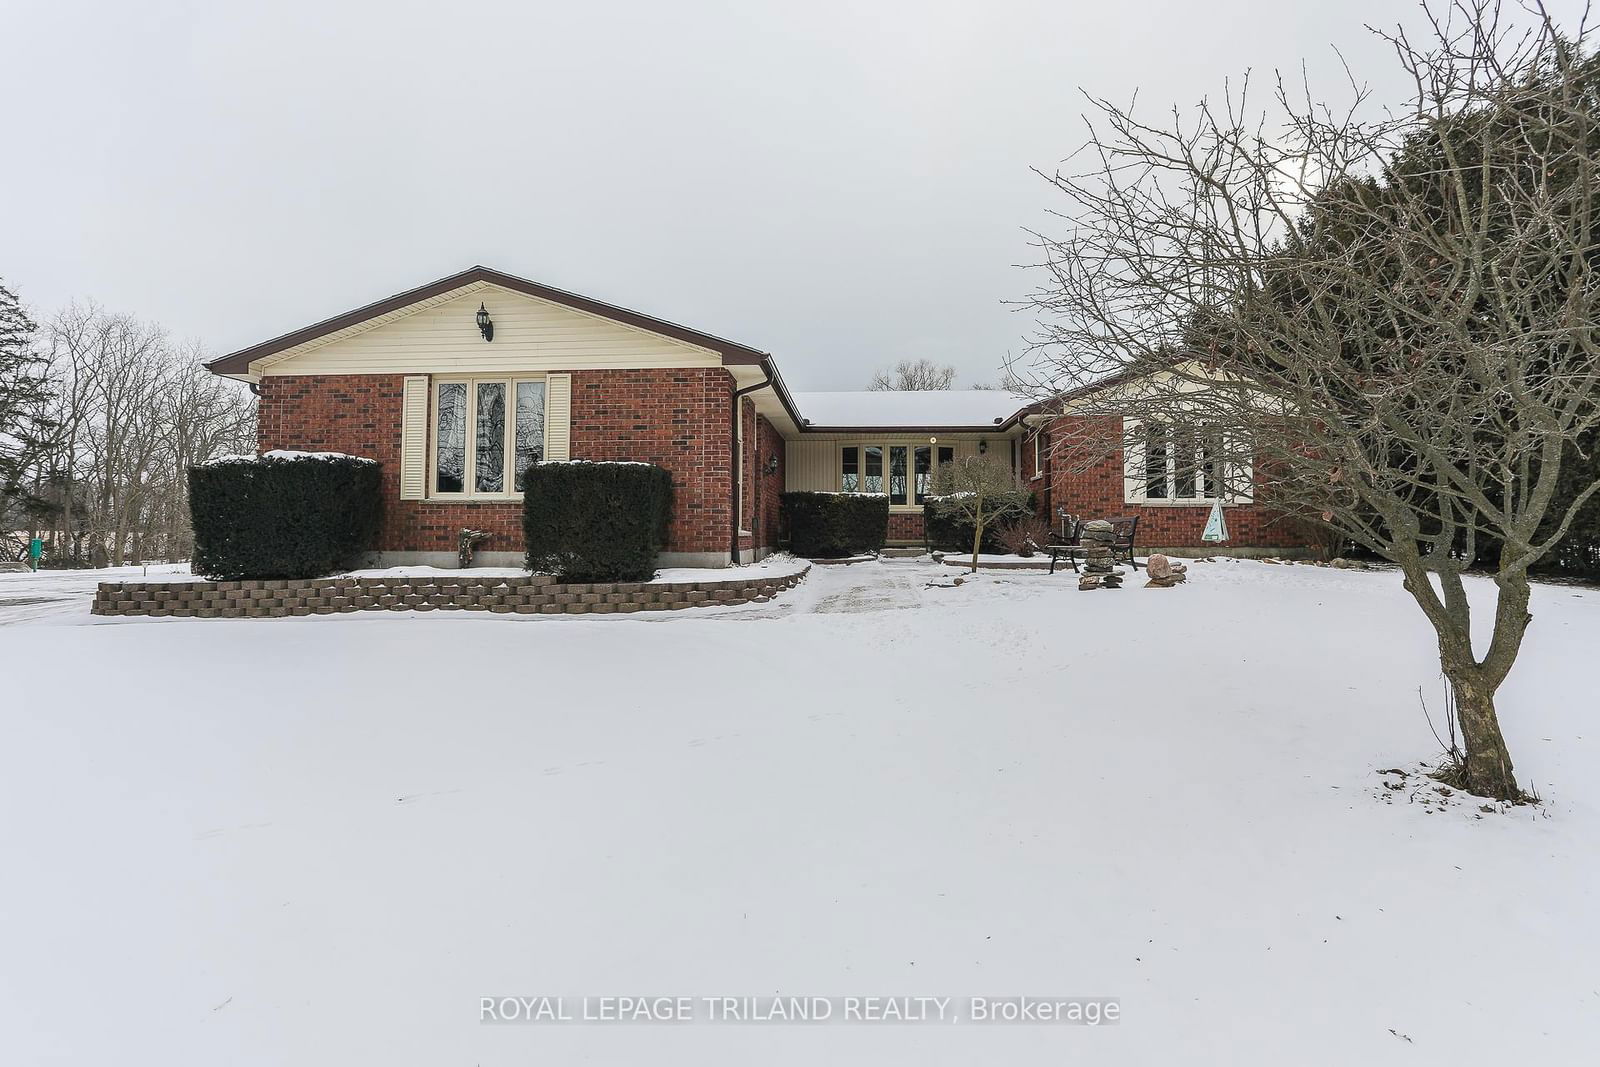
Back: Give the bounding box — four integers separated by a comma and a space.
1077, 519, 1124, 588
1146, 554, 1174, 579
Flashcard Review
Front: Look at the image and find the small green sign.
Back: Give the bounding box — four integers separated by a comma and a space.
28, 538, 43, 570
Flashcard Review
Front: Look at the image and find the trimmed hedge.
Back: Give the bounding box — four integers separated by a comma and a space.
189, 452, 382, 580
923, 489, 1036, 553
524, 461, 673, 582
781, 491, 889, 558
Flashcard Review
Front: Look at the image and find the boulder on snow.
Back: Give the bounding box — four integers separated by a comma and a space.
1146, 554, 1188, 579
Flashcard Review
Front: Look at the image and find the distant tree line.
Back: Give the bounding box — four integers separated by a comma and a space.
0, 279, 255, 566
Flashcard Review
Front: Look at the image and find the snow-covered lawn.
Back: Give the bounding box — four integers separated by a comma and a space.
2, 558, 1596, 1064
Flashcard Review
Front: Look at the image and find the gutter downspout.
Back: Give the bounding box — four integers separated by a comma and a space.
731, 367, 772, 565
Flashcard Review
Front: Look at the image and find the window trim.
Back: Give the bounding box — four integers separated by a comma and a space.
837, 440, 959, 510
1122, 417, 1252, 506
429, 374, 548, 500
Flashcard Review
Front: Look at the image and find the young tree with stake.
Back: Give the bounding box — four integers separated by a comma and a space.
929, 456, 1032, 573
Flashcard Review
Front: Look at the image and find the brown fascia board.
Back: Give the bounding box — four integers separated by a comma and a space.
204, 265, 773, 377
793, 421, 1017, 435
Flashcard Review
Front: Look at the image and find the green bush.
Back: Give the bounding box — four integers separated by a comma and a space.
189, 451, 382, 579
780, 491, 889, 557
524, 461, 673, 582
923, 489, 1036, 553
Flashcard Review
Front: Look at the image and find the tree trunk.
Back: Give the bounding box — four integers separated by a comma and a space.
1445, 665, 1520, 801
970, 496, 984, 573
1403, 562, 1529, 803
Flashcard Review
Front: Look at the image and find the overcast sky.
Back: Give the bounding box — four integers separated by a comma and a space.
3, 0, 1589, 390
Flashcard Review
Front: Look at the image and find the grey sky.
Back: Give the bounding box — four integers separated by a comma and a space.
4, 0, 1589, 390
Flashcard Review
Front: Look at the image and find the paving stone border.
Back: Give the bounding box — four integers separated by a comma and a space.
90, 566, 810, 619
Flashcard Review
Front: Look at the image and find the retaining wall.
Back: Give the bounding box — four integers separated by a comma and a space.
90, 567, 809, 619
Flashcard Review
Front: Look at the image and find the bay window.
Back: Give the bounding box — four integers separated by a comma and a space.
434, 377, 546, 497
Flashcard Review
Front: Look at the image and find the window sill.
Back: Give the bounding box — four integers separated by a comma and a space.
1125, 498, 1242, 508
424, 494, 524, 503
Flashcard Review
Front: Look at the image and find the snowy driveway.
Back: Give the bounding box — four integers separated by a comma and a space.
3, 557, 1598, 1065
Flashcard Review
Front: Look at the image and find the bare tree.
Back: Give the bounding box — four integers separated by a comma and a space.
868, 358, 958, 391
35, 304, 255, 565
929, 456, 1033, 572
1020, 1, 1599, 800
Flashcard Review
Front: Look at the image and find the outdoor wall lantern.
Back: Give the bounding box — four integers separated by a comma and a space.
475, 303, 494, 342
978, 439, 989, 455
765, 453, 780, 475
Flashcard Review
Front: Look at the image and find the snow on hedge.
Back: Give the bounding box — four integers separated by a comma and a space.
198, 450, 376, 467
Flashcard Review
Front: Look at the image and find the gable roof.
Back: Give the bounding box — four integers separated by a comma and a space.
204, 265, 772, 378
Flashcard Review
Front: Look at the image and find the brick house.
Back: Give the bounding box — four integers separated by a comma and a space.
206, 266, 1309, 566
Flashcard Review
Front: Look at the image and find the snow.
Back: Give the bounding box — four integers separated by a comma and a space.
2, 558, 1598, 1063
650, 552, 810, 584
199, 450, 376, 466
0, 556, 817, 597
791, 390, 1032, 428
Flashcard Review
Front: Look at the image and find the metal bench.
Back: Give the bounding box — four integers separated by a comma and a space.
1048, 514, 1142, 574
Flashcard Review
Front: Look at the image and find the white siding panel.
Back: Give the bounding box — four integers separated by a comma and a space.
785, 439, 836, 491
259, 285, 721, 376
399, 375, 430, 500
544, 374, 572, 461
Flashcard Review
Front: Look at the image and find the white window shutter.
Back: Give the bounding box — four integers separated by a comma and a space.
544, 373, 572, 461
399, 375, 429, 500
1122, 418, 1146, 503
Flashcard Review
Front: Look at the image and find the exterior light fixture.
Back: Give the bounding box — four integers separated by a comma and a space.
978, 439, 989, 455
928, 436, 938, 444
475, 303, 494, 342
765, 454, 780, 475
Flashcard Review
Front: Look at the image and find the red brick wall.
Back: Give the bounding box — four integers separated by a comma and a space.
569, 368, 734, 555
1047, 413, 1312, 549
257, 368, 741, 558
888, 512, 925, 543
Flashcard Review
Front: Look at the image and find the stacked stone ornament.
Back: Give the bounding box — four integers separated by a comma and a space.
1078, 519, 1123, 590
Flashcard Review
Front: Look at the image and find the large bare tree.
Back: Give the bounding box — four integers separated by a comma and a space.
1020, 1, 1599, 800
31, 303, 255, 565
868, 358, 959, 391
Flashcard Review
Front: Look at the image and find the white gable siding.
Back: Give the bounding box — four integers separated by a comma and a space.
258, 285, 721, 377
